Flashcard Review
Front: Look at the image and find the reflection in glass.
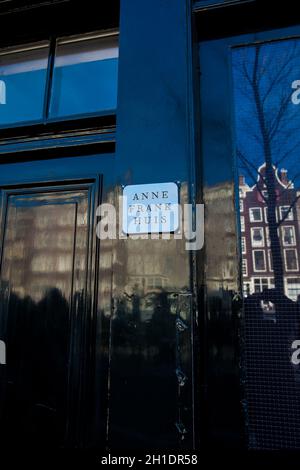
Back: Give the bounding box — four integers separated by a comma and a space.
0, 189, 89, 445
232, 38, 300, 449
49, 33, 118, 119
0, 42, 49, 126
233, 39, 300, 300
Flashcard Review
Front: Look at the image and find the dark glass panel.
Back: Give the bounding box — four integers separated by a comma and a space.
232, 38, 300, 449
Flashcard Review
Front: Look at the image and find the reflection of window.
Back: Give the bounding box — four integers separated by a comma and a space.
251, 227, 264, 247
282, 226, 296, 246
50, 32, 118, 119
249, 207, 262, 222
148, 277, 164, 289
239, 199, 244, 212
280, 206, 294, 221
242, 258, 248, 276
265, 226, 280, 246
264, 207, 279, 222
284, 249, 298, 271
286, 278, 300, 301
0, 41, 50, 126
241, 236, 246, 254
253, 250, 266, 271
265, 227, 270, 246
240, 216, 245, 232
243, 282, 250, 297
268, 250, 273, 271
254, 277, 269, 293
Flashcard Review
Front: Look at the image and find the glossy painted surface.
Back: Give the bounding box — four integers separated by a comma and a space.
0, 186, 91, 446
108, 0, 196, 450
3, 0, 295, 452
0, 153, 114, 448
199, 23, 300, 451
0, 0, 124, 451
0, 0, 197, 450
0, 33, 119, 129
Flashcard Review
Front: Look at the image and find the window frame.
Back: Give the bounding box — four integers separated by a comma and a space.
281, 225, 296, 246
284, 248, 299, 272
251, 226, 265, 247
0, 28, 119, 134
252, 249, 266, 272
268, 250, 274, 272
279, 205, 294, 221
249, 207, 262, 223
241, 236, 246, 254
240, 215, 245, 231
253, 277, 269, 293
242, 257, 248, 276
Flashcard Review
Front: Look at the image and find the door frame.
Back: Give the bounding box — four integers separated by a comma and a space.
0, 173, 103, 447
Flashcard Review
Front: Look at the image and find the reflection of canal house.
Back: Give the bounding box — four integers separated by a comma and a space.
240, 164, 300, 300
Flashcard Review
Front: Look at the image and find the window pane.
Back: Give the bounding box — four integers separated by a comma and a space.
282, 226, 295, 245
285, 249, 298, 271
242, 258, 247, 275
253, 250, 265, 271
0, 42, 49, 126
280, 206, 294, 221
249, 208, 262, 222
251, 228, 264, 247
49, 33, 118, 119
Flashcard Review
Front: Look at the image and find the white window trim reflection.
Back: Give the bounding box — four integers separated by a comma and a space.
265, 226, 270, 246
268, 250, 274, 272
251, 227, 265, 247
239, 199, 244, 212
284, 248, 299, 272
253, 277, 269, 292
242, 258, 248, 277
282, 225, 296, 246
241, 236, 246, 254
280, 205, 294, 221
264, 206, 279, 223
253, 249, 266, 272
249, 207, 263, 222
265, 226, 280, 247
240, 216, 245, 232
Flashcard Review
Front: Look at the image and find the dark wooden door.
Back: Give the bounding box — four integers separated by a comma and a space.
0, 175, 101, 447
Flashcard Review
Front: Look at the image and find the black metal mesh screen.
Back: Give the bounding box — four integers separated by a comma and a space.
232, 38, 300, 449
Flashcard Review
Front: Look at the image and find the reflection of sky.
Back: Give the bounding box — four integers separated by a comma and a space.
0, 40, 118, 125
49, 58, 118, 118
232, 39, 300, 190
0, 69, 46, 125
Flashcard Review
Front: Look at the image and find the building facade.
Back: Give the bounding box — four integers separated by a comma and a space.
240, 165, 300, 302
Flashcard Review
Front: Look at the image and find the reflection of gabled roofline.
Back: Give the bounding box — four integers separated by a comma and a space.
251, 162, 288, 190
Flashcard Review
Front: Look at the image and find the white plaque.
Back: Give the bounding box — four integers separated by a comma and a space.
122, 182, 179, 235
